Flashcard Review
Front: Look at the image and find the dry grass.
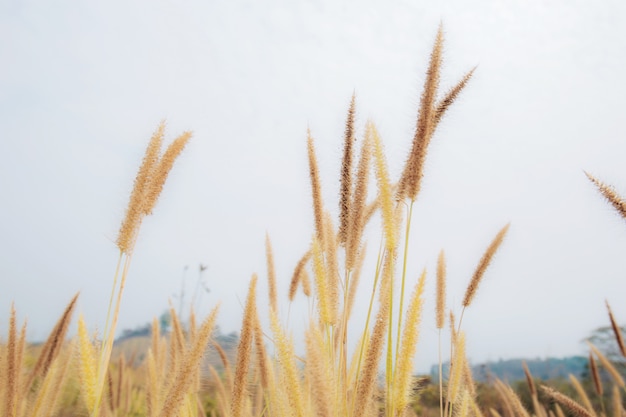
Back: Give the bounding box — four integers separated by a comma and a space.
5, 24, 626, 417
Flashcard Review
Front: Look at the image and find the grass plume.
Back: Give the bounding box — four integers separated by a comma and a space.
397, 24, 443, 202
339, 93, 357, 245
462, 223, 510, 308
541, 386, 595, 417
605, 300, 626, 357
585, 172, 626, 222
308, 129, 325, 244
231, 275, 258, 417
266, 233, 278, 314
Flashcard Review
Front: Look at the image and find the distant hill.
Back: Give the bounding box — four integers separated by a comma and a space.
430, 356, 587, 382
113, 329, 239, 374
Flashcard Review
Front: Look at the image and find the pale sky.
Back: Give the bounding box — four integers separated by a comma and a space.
2, 0, 626, 373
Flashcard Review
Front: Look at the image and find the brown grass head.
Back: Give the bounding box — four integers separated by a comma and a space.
143, 130, 192, 216
77, 314, 98, 412
116, 122, 165, 253
606, 300, 626, 357
462, 223, 510, 308
230, 276, 257, 417
346, 127, 372, 271
5, 304, 18, 417
339, 93, 357, 245
25, 292, 79, 393
448, 332, 467, 405
436, 249, 446, 329
433, 67, 476, 129
369, 120, 396, 251
585, 172, 626, 222
323, 211, 340, 325
265, 233, 278, 314
588, 342, 625, 387
354, 274, 392, 417
568, 374, 595, 416
158, 305, 219, 417
252, 308, 269, 390
522, 361, 536, 398
588, 352, 603, 397
269, 310, 305, 417
312, 235, 333, 325
541, 386, 595, 417
307, 129, 325, 244
397, 25, 443, 201
305, 323, 334, 417
612, 385, 623, 417
496, 379, 530, 417
288, 250, 311, 301
393, 269, 427, 413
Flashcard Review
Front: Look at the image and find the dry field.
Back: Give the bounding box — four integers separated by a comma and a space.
2, 27, 625, 417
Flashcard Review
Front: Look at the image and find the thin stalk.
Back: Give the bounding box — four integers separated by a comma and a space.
439, 329, 444, 417
95, 251, 134, 417
386, 263, 394, 417
339, 268, 352, 415
99, 252, 123, 357
351, 238, 385, 415
457, 307, 467, 335
395, 201, 413, 362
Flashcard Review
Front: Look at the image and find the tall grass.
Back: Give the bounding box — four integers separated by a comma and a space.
2, 26, 626, 417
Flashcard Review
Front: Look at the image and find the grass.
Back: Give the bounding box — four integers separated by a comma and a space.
2, 26, 626, 417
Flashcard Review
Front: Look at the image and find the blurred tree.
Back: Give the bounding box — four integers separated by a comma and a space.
584, 325, 626, 364
159, 310, 171, 334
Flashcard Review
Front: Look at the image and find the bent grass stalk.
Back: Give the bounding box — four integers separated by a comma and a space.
87, 124, 191, 417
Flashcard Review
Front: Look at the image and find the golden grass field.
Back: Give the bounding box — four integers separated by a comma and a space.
2, 26, 626, 417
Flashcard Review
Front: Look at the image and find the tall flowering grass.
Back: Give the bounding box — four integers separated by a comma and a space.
2, 26, 626, 417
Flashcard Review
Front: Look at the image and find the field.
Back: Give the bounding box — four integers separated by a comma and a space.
2, 27, 626, 417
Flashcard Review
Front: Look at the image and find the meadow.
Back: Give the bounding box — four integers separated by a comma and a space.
2, 26, 626, 417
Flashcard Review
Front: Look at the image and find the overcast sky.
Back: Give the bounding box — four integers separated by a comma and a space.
2, 0, 626, 373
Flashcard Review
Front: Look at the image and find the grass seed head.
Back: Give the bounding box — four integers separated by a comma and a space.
463, 223, 510, 308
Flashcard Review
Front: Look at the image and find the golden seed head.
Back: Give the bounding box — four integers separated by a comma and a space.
369, 121, 396, 251
307, 130, 325, 244
463, 223, 510, 308
436, 249, 446, 329
585, 171, 626, 222
265, 233, 278, 314
143, 131, 192, 216
339, 93, 357, 245
397, 25, 443, 202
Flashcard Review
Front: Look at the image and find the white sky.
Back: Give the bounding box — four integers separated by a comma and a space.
2, 0, 626, 373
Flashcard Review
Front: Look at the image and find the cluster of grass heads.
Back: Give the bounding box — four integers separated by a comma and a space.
2, 26, 626, 417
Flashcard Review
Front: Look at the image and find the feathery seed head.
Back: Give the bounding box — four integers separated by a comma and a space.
231, 276, 257, 417
541, 386, 595, 417
143, 131, 192, 216
436, 250, 446, 329
605, 300, 626, 357
433, 67, 476, 129
77, 315, 98, 412
265, 233, 278, 314
346, 129, 372, 270
369, 121, 396, 250
288, 250, 311, 301
312, 236, 332, 325
585, 172, 626, 222
589, 352, 603, 397
307, 130, 325, 244
463, 223, 510, 308
393, 269, 427, 412
397, 25, 444, 201
339, 93, 357, 245
117, 122, 165, 253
